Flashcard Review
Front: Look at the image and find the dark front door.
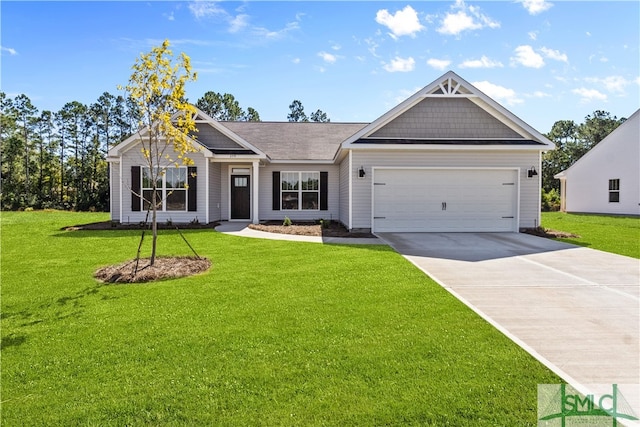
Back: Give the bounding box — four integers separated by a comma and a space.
231, 175, 251, 219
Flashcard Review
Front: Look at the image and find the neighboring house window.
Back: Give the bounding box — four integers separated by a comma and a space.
281, 172, 320, 210
609, 179, 620, 203
142, 167, 187, 211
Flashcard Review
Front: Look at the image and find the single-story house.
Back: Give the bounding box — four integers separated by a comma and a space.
554, 109, 639, 216
107, 70, 555, 233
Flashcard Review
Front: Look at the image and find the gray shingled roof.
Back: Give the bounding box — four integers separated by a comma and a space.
221, 122, 367, 161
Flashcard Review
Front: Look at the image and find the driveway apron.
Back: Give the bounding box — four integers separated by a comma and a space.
377, 232, 640, 414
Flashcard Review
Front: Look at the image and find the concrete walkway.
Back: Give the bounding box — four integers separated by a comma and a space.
378, 232, 640, 418
214, 222, 384, 245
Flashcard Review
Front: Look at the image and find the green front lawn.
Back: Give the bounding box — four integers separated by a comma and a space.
541, 212, 640, 259
2, 211, 558, 426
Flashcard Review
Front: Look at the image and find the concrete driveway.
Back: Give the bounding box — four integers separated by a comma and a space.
377, 232, 640, 414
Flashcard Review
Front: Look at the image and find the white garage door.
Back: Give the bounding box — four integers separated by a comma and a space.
373, 168, 518, 232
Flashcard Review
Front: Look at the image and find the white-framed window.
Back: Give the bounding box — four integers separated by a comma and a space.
609, 179, 620, 203
281, 171, 319, 210
142, 166, 188, 211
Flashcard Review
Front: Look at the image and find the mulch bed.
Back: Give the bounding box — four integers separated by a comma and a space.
95, 256, 211, 284
522, 227, 580, 239
248, 221, 375, 238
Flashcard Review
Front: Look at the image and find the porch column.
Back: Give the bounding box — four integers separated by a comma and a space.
205, 159, 210, 224
252, 160, 260, 224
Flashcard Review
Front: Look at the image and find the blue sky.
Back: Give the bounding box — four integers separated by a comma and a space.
1, 1, 638, 132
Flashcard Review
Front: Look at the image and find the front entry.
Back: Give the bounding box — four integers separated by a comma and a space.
231, 175, 251, 219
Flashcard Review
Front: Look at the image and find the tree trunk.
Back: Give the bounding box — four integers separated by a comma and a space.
150, 185, 158, 266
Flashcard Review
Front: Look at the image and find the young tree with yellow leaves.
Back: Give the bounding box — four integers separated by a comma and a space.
121, 39, 198, 266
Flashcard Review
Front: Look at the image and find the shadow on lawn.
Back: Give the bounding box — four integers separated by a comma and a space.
1, 334, 27, 349
3, 285, 105, 341
51, 227, 217, 239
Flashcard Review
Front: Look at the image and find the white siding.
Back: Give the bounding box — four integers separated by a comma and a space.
562, 111, 640, 215
351, 150, 541, 230
338, 153, 351, 228
258, 163, 340, 222
110, 162, 120, 221
119, 146, 208, 224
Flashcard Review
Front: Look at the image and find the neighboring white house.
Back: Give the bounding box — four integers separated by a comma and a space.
107, 71, 555, 232
555, 109, 639, 216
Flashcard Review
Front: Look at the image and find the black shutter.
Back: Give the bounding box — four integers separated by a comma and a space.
272, 171, 280, 211
188, 166, 197, 212
131, 166, 141, 212
320, 172, 328, 211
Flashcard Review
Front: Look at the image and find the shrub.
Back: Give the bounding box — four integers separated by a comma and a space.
541, 188, 561, 212
283, 216, 292, 227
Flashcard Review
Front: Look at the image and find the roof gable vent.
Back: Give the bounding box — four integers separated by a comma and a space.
429, 77, 471, 96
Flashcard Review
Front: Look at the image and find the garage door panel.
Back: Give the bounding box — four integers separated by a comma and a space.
373, 169, 517, 232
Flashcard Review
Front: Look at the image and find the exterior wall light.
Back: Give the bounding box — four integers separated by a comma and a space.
528, 166, 538, 178
358, 166, 366, 178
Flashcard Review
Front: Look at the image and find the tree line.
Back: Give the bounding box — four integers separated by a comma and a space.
0, 87, 622, 212
0, 90, 331, 211
1, 92, 141, 211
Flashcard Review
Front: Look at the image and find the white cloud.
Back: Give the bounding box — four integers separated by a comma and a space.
189, 0, 225, 19
1, 46, 18, 55
189, 1, 299, 38
585, 75, 631, 94
473, 81, 523, 105
364, 38, 380, 58
229, 14, 249, 33
459, 55, 503, 69
375, 5, 424, 39
602, 76, 629, 93
252, 20, 300, 40
510, 45, 544, 68
572, 87, 607, 103
164, 11, 175, 21
426, 58, 451, 70
439, 11, 481, 35
318, 51, 337, 64
331, 44, 341, 51
520, 0, 553, 15
437, 0, 500, 36
540, 47, 568, 63
292, 58, 301, 64
383, 56, 416, 72
528, 91, 551, 98
528, 31, 538, 41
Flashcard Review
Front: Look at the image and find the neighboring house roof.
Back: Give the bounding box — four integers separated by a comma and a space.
342, 70, 555, 150
555, 109, 639, 179
221, 121, 366, 161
